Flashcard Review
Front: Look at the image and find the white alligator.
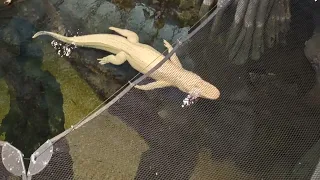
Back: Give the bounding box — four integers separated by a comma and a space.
32, 26, 220, 100
4, 0, 11, 5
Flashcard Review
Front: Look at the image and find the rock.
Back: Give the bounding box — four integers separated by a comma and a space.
59, 0, 99, 20
152, 24, 175, 51
96, 2, 122, 23
1, 27, 20, 46
132, 4, 158, 44
125, 4, 148, 32
158, 23, 175, 40
149, 23, 192, 69
172, 26, 189, 42
88, 2, 123, 33
139, 18, 158, 44
152, 23, 190, 51
16, 0, 46, 24
52, 0, 191, 48
87, 3, 159, 43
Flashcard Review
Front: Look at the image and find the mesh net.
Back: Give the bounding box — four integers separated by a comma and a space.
30, 138, 74, 180
0, 144, 22, 180
2, 0, 320, 179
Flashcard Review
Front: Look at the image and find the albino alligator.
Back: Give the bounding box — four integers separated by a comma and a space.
4, 0, 11, 5
32, 26, 220, 100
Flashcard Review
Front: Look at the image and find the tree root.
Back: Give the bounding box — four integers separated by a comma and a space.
251, 0, 269, 60
225, 0, 249, 50
210, 0, 233, 38
209, 0, 292, 64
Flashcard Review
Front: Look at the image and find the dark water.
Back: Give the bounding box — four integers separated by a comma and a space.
0, 17, 65, 165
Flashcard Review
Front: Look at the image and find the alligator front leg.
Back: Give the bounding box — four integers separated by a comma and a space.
109, 27, 139, 43
163, 40, 182, 68
97, 51, 127, 65
133, 81, 171, 90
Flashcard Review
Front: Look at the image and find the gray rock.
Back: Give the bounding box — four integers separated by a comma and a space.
88, 2, 123, 33
1, 27, 20, 46
125, 5, 146, 32
86, 3, 158, 42
151, 24, 175, 51
158, 23, 176, 40
16, 0, 46, 24
96, 2, 121, 19
125, 4, 151, 32
172, 27, 189, 42
59, 0, 99, 20
152, 24, 190, 52
49, 0, 193, 67
152, 39, 166, 52
135, 4, 158, 43
138, 18, 158, 43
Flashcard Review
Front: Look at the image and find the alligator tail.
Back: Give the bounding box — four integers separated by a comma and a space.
32, 31, 80, 45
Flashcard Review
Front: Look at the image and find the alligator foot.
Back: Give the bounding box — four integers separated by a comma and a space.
134, 81, 171, 90
109, 27, 139, 43
97, 52, 128, 65
163, 40, 182, 68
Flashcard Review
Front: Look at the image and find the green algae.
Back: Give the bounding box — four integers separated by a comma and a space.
112, 0, 135, 10
0, 79, 10, 141
190, 148, 257, 180
38, 41, 102, 130
176, 8, 200, 27
67, 112, 149, 179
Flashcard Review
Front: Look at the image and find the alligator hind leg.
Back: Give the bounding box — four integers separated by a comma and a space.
109, 27, 139, 43
98, 51, 127, 65
163, 40, 182, 68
